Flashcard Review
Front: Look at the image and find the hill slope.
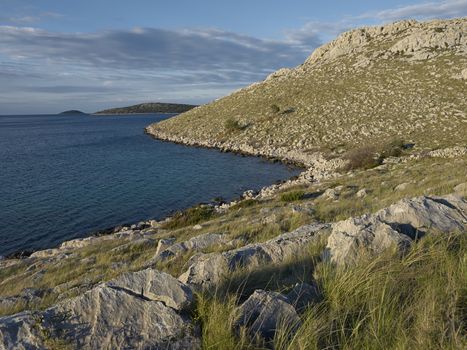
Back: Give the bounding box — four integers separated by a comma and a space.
95, 102, 197, 115
146, 18, 467, 165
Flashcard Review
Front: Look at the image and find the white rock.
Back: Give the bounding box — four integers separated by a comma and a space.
233, 290, 300, 342
325, 195, 467, 265
106, 268, 193, 311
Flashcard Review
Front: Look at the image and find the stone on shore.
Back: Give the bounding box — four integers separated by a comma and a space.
0, 312, 45, 349
153, 233, 230, 263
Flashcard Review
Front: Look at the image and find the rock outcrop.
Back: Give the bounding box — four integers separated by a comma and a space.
0, 269, 199, 349
325, 195, 466, 265
106, 268, 193, 311
179, 224, 330, 289
150, 233, 233, 264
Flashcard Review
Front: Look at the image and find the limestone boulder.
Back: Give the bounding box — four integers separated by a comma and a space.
0, 269, 199, 349
325, 195, 466, 265
42, 285, 198, 349
155, 233, 229, 262
233, 290, 300, 342
106, 268, 193, 311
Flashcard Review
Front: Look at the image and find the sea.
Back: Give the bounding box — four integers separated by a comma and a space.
0, 113, 300, 256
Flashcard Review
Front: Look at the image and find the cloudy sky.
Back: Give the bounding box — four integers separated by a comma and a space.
1, 0, 466, 114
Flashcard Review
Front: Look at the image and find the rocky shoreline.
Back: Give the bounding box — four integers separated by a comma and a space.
3, 144, 465, 263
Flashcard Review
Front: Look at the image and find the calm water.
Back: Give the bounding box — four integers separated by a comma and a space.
0, 113, 300, 256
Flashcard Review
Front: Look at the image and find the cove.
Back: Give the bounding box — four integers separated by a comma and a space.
0, 113, 301, 256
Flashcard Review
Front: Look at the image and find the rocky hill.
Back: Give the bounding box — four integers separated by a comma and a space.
95, 102, 197, 115
146, 18, 467, 166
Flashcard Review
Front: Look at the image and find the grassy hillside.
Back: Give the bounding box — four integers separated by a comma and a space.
95, 102, 197, 115
147, 19, 466, 158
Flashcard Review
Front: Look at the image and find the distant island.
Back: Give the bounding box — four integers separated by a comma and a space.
59, 110, 88, 115
94, 102, 197, 115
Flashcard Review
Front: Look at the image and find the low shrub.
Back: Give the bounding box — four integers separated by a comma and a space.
380, 138, 405, 158
343, 145, 381, 170
344, 139, 406, 170
280, 190, 305, 202
224, 118, 244, 132
270, 104, 281, 113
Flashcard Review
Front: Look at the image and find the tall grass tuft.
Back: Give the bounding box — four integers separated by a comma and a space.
285, 231, 466, 349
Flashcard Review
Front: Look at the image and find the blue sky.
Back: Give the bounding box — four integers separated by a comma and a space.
0, 0, 466, 114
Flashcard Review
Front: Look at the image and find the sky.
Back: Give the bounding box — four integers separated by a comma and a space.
0, 0, 466, 114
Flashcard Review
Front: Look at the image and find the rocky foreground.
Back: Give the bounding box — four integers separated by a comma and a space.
1, 192, 465, 348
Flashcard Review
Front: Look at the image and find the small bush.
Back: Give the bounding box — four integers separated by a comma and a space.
224, 118, 243, 132
343, 145, 381, 170
162, 206, 215, 229
380, 138, 405, 158
270, 104, 280, 113
280, 190, 305, 202
281, 107, 295, 114
344, 139, 406, 171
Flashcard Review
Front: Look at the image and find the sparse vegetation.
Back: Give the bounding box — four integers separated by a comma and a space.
230, 199, 258, 209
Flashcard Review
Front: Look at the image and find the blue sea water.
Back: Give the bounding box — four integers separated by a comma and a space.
0, 113, 300, 256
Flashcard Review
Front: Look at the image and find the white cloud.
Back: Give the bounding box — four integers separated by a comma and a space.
0, 25, 321, 114
364, 0, 467, 21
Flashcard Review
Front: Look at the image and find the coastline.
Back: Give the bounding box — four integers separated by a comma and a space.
1, 123, 340, 260
1, 138, 305, 261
